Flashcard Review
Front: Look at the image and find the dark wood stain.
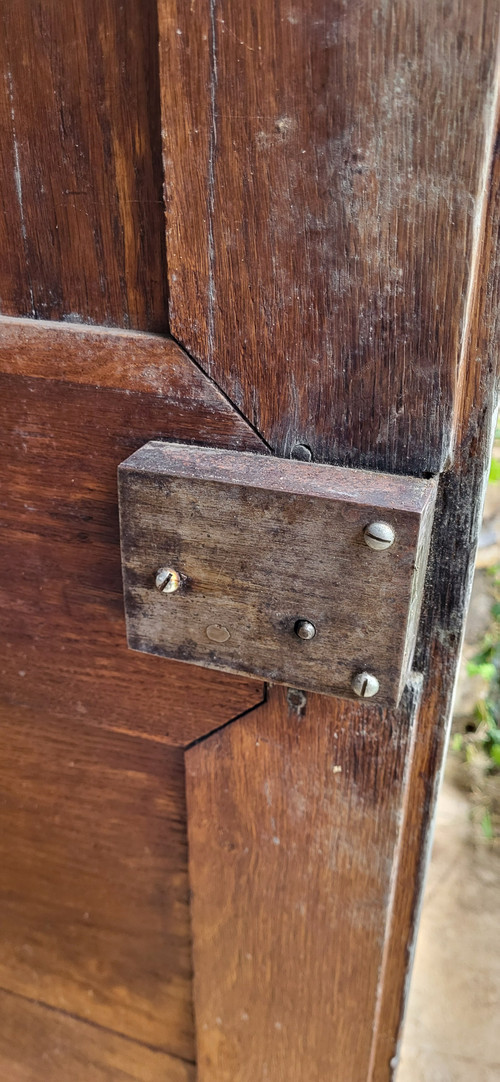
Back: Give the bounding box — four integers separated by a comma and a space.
160, 0, 499, 475
0, 0, 168, 330
0, 704, 195, 1061
0, 319, 265, 747
0, 2, 499, 1080
187, 681, 422, 1082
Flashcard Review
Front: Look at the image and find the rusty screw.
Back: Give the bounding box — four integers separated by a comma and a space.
352, 671, 380, 698
363, 522, 395, 551
155, 567, 181, 594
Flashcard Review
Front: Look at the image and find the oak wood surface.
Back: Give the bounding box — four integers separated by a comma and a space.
370, 77, 500, 1080
119, 441, 436, 703
0, 989, 195, 1082
0, 1, 499, 1079
159, 0, 499, 474
0, 704, 194, 1061
0, 320, 263, 1070
187, 681, 421, 1082
0, 0, 167, 329
0, 320, 265, 746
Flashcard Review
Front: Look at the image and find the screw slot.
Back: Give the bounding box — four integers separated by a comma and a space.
155, 567, 181, 594
352, 671, 380, 698
363, 522, 395, 551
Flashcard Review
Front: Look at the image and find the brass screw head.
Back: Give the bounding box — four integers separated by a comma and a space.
294, 619, 316, 641
155, 567, 181, 594
363, 522, 395, 551
352, 671, 380, 698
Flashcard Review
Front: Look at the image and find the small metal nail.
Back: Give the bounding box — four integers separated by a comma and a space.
290, 443, 313, 462
363, 522, 395, 551
155, 567, 181, 594
294, 619, 316, 641
206, 624, 231, 643
352, 671, 380, 698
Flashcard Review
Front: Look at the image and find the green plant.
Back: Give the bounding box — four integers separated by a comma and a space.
452, 563, 500, 781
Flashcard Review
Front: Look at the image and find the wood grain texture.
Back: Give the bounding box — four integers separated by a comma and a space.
0, 704, 194, 1062
187, 681, 421, 1082
0, 319, 265, 746
119, 442, 436, 703
369, 77, 500, 1082
0, 0, 167, 329
0, 989, 195, 1082
160, 0, 499, 474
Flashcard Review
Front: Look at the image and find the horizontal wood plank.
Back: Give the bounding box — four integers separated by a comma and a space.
0, 319, 265, 746
0, 0, 168, 330
0, 989, 195, 1082
160, 0, 499, 474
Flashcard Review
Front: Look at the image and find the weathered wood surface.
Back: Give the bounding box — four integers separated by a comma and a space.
369, 76, 500, 1080
187, 681, 421, 1082
0, 318, 265, 746
0, 0, 167, 329
119, 442, 436, 703
160, 0, 499, 474
0, 316, 267, 451
0, 704, 194, 1063
0, 989, 195, 1082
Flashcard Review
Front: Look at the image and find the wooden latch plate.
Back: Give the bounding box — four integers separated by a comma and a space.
118, 442, 437, 706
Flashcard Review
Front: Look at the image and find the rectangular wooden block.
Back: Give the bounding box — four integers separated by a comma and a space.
118, 444, 437, 706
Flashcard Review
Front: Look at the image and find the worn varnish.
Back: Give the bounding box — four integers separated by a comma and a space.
0, 989, 195, 1082
119, 442, 436, 704
160, 0, 499, 474
0, 705, 193, 1061
1, 2, 500, 1080
187, 681, 421, 1082
0, 0, 167, 328
0, 319, 265, 746
369, 75, 500, 1081
0, 317, 264, 1075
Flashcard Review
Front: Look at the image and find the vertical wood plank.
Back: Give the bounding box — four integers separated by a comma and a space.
0, 0, 167, 329
160, 0, 499, 473
187, 683, 421, 1082
369, 81, 500, 1081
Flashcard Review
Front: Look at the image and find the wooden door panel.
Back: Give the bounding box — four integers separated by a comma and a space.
0, 706, 193, 1059
0, 0, 167, 328
187, 682, 421, 1082
0, 2, 499, 1080
159, 0, 499, 474
0, 989, 195, 1082
0, 318, 265, 746
0, 317, 265, 1076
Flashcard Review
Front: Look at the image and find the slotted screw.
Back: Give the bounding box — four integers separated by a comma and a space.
363, 522, 395, 551
352, 671, 380, 698
155, 567, 181, 594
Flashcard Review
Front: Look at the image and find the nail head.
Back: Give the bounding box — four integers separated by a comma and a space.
294, 619, 316, 641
